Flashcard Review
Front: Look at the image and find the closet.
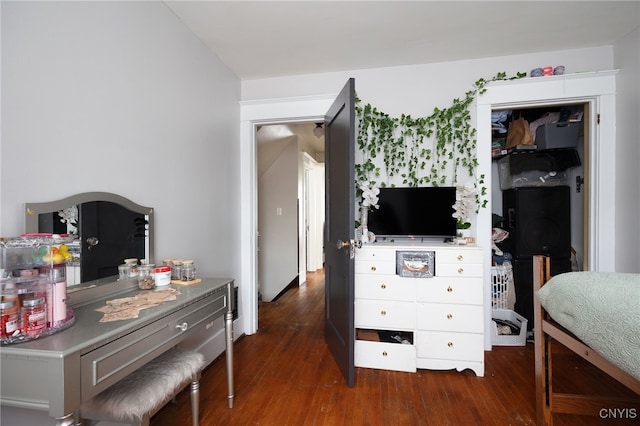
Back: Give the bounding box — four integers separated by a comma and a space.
476, 71, 617, 349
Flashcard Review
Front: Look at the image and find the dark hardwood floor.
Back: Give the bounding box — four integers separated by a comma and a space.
152, 270, 637, 425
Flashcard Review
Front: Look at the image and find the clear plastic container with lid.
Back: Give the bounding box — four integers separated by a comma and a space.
154, 266, 171, 287
1, 235, 78, 345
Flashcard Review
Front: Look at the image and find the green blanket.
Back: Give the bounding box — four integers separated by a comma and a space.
536, 271, 640, 381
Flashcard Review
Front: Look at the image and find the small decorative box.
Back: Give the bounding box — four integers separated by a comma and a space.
396, 251, 435, 278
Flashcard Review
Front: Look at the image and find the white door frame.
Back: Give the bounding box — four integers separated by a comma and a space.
239, 95, 336, 335
304, 157, 325, 272
476, 70, 617, 349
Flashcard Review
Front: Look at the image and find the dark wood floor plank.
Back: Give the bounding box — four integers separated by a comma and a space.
151, 269, 638, 425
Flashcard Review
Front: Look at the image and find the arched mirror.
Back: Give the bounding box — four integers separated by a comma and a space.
25, 192, 154, 284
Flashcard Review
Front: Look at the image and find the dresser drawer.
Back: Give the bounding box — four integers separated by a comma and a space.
80, 291, 226, 399
415, 277, 482, 305
355, 340, 416, 372
416, 331, 483, 362
416, 303, 483, 333
354, 247, 395, 261
355, 260, 396, 275
436, 262, 483, 278
355, 299, 415, 330
355, 274, 415, 301
435, 249, 483, 264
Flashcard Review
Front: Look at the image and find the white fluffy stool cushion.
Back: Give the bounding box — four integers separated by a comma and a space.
82, 348, 205, 422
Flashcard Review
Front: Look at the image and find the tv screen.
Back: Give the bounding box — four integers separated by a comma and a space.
367, 186, 457, 238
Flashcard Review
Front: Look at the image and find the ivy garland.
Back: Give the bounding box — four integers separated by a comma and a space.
355, 71, 526, 212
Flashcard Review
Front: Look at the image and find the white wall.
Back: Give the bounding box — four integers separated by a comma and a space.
1, 2, 241, 423
614, 27, 640, 273
258, 139, 299, 301
241, 46, 617, 244
239, 47, 617, 245
242, 46, 614, 105
240, 46, 636, 268
1, 2, 241, 279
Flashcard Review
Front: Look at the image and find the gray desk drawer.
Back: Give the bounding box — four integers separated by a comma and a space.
81, 291, 226, 399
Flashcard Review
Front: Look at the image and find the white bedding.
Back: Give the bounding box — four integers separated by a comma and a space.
536, 271, 640, 381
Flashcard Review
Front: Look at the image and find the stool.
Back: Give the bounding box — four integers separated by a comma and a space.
81, 348, 205, 426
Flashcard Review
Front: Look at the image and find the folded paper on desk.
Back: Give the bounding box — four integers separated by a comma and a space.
95, 288, 181, 322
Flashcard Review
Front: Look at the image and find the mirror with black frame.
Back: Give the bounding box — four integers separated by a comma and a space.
25, 192, 154, 285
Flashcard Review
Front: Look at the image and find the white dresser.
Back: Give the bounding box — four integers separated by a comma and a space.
354, 242, 484, 376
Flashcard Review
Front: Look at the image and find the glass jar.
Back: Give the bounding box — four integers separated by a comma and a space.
161, 259, 173, 281
129, 265, 139, 278
171, 260, 183, 281
0, 300, 19, 338
181, 260, 196, 281
22, 296, 47, 337
124, 259, 139, 278
118, 264, 131, 280
137, 264, 156, 290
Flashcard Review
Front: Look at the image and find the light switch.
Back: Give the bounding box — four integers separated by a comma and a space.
276, 207, 282, 216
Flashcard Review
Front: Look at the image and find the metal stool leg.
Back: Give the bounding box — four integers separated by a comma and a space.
190, 377, 200, 426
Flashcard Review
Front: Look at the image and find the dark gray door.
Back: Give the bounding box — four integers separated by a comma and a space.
324, 78, 356, 387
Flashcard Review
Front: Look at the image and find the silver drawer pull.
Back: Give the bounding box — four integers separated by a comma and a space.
457, 267, 464, 274
380, 283, 386, 289
447, 286, 453, 293
382, 351, 388, 357
457, 255, 463, 261
446, 314, 453, 320
447, 341, 454, 348
370, 266, 377, 272
380, 310, 387, 316
175, 322, 188, 332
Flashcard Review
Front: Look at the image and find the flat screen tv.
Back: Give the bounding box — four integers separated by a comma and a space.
366, 186, 457, 239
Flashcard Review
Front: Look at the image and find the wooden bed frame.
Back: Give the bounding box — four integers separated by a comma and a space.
533, 255, 640, 425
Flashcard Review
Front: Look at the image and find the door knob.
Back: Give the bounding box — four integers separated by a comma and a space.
336, 240, 350, 249
86, 237, 99, 251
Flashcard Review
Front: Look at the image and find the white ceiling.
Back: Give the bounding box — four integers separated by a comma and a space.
165, 0, 640, 81
164, 1, 639, 156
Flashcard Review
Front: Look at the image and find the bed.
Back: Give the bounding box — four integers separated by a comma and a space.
533, 255, 640, 424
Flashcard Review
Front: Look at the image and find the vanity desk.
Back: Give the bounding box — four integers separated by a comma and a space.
0, 277, 235, 425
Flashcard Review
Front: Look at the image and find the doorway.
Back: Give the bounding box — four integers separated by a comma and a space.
490, 102, 588, 329
491, 102, 589, 269
476, 70, 617, 349
256, 122, 325, 303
